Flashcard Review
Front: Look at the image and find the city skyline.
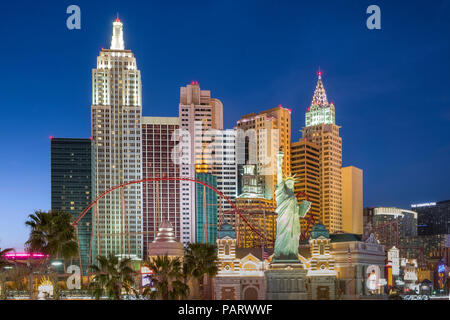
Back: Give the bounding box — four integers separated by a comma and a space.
1, 1, 450, 250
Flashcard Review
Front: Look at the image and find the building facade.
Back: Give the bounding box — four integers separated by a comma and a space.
214, 224, 266, 300
235, 197, 277, 249
235, 164, 276, 248
302, 73, 342, 233
412, 200, 450, 236
195, 173, 218, 244
291, 138, 321, 235
142, 117, 180, 258
209, 129, 238, 226
330, 233, 386, 299
342, 166, 363, 235
306, 223, 337, 300
51, 137, 93, 273
91, 19, 143, 259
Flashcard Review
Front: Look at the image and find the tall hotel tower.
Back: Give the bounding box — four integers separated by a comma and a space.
302, 72, 343, 233
91, 19, 143, 259
179, 82, 224, 244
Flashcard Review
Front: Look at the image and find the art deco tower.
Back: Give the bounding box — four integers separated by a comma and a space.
91, 19, 143, 259
302, 72, 343, 233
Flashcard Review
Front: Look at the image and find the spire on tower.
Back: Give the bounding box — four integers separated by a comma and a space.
110, 17, 124, 50
311, 70, 328, 107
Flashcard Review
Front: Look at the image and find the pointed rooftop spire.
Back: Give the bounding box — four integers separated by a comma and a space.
311, 70, 328, 107
110, 17, 124, 50
153, 219, 177, 243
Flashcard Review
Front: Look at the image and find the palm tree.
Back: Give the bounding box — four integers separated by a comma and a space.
25, 210, 79, 260
89, 254, 136, 300
184, 243, 218, 299
143, 255, 189, 300
25, 210, 79, 299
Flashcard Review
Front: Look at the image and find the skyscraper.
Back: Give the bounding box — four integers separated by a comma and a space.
302, 72, 343, 233
51, 138, 92, 273
291, 138, 321, 235
91, 19, 143, 259
412, 200, 450, 236
210, 129, 238, 227
142, 116, 180, 258
178, 82, 223, 244
342, 166, 363, 235
236, 105, 291, 200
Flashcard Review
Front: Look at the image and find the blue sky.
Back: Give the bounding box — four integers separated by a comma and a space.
1, 0, 449, 250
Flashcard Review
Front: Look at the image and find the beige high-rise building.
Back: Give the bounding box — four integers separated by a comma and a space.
291, 138, 321, 236
178, 82, 225, 244
302, 72, 343, 233
236, 105, 291, 200
342, 166, 363, 234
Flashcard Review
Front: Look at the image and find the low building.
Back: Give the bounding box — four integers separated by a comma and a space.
215, 222, 386, 300
213, 223, 266, 300
306, 223, 337, 299
331, 233, 386, 299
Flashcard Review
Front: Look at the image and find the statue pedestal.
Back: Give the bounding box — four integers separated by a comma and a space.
266, 261, 308, 300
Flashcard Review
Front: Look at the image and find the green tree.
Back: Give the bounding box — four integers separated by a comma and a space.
143, 255, 189, 300
89, 254, 136, 300
0, 248, 13, 269
184, 243, 218, 299
0, 248, 13, 300
25, 210, 79, 260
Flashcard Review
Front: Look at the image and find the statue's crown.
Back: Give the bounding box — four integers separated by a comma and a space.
285, 174, 297, 182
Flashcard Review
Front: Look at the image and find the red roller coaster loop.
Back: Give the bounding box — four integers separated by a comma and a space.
73, 178, 317, 245
73, 177, 267, 241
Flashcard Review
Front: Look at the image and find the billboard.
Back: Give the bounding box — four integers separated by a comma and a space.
141, 266, 153, 287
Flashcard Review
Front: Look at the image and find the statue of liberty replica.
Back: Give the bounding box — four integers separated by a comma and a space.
273, 150, 311, 262
266, 150, 312, 299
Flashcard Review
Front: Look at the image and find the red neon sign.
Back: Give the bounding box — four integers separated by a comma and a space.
4, 252, 49, 260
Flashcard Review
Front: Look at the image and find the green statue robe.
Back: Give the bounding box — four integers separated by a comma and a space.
273, 180, 311, 261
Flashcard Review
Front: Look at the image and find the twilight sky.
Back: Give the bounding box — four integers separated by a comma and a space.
1, 0, 449, 250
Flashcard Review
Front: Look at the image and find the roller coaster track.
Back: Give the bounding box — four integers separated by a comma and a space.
73, 177, 316, 258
